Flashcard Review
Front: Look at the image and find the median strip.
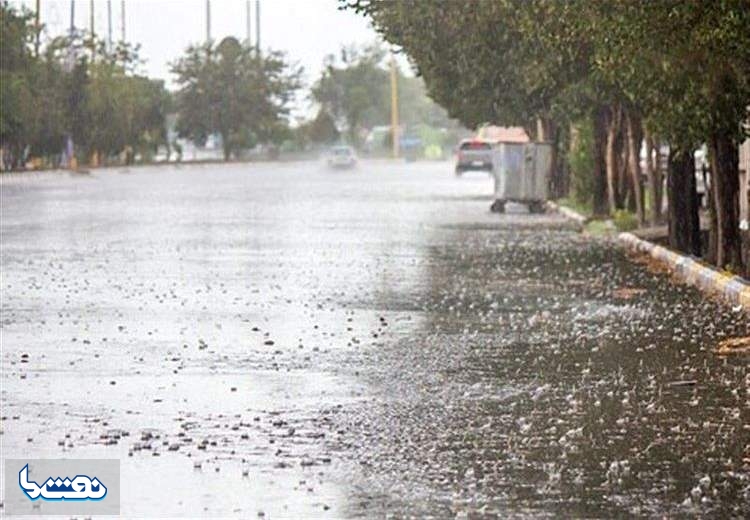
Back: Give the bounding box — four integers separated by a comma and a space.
618, 232, 750, 310
547, 201, 749, 309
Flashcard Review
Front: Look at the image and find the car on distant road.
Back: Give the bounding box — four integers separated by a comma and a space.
455, 139, 493, 175
326, 145, 357, 169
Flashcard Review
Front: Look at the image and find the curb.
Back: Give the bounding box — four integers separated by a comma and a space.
618, 232, 750, 309
546, 201, 588, 225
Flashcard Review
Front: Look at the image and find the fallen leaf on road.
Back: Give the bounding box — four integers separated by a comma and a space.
667, 380, 697, 387
612, 287, 645, 300
715, 336, 750, 355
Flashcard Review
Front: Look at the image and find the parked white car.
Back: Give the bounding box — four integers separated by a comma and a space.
326, 145, 357, 169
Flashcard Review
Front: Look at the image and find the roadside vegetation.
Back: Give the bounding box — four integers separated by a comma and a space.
1, 2, 461, 169
348, 0, 750, 275
3, 1, 748, 276
1, 2, 169, 169
309, 43, 462, 151
170, 38, 302, 161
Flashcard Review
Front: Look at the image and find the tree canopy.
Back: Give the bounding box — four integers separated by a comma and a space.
0, 1, 170, 168
310, 42, 459, 147
171, 37, 302, 160
347, 0, 750, 273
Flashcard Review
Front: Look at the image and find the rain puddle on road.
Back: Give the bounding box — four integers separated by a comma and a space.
323, 222, 750, 518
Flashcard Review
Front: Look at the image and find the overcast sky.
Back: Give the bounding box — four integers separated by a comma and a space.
15, 0, 385, 90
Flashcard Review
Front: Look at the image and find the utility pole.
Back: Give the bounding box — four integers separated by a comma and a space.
70, 0, 75, 36
390, 53, 400, 158
120, 0, 125, 42
255, 0, 260, 52
206, 0, 211, 42
246, 0, 251, 45
89, 0, 95, 61
107, 0, 112, 51
34, 0, 40, 56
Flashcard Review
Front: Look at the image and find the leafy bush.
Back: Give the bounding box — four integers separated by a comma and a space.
613, 210, 638, 231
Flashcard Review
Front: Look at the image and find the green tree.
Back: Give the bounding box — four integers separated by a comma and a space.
348, 0, 750, 273
311, 43, 390, 147
1, 1, 36, 168
311, 42, 462, 149
584, 1, 750, 270
305, 109, 340, 145
1, 1, 169, 170
348, 1, 585, 197
171, 37, 302, 161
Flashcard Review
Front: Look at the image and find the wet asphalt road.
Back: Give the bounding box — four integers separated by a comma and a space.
1, 160, 748, 518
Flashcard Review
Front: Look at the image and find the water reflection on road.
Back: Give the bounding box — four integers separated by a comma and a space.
1, 161, 747, 517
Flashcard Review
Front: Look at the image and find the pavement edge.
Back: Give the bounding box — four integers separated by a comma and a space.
618, 231, 750, 309
546, 201, 588, 225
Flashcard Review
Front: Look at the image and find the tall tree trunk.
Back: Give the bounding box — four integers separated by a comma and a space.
644, 130, 660, 224
538, 117, 562, 199
525, 122, 539, 142
704, 161, 718, 264
618, 125, 629, 210
605, 105, 621, 213
221, 130, 231, 161
535, 118, 544, 142
559, 124, 570, 197
709, 132, 743, 272
655, 140, 665, 221
622, 144, 634, 212
667, 148, 701, 256
626, 111, 645, 225
592, 107, 609, 216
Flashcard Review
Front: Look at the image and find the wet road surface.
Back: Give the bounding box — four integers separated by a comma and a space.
1, 161, 748, 517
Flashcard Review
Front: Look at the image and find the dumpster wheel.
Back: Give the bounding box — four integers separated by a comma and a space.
490, 199, 506, 213
528, 201, 545, 214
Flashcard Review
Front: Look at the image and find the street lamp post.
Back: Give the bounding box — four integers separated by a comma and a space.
107, 0, 112, 51
34, 0, 40, 56
206, 0, 211, 42
246, 0, 252, 45
120, 0, 125, 42
255, 0, 260, 51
